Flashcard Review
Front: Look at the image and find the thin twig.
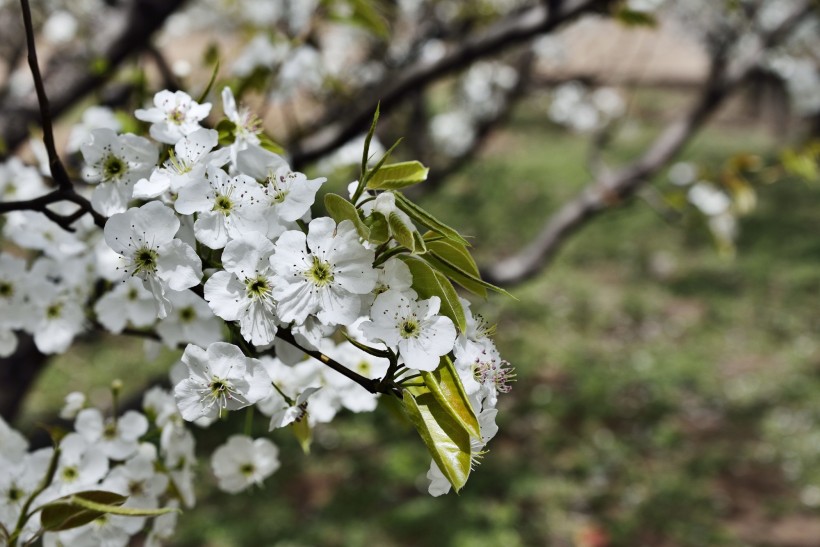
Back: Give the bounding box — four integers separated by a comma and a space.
0, 187, 106, 229
19, 0, 72, 192
273, 328, 394, 396
289, 0, 612, 169
482, 0, 813, 286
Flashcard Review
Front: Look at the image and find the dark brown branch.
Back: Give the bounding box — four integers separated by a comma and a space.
0, 0, 188, 159
19, 0, 72, 191
289, 0, 612, 169
482, 1, 813, 286
0, 187, 106, 230
272, 328, 399, 397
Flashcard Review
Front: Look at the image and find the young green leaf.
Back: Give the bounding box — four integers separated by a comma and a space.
40, 491, 127, 532
401, 257, 466, 332
388, 212, 416, 251
258, 132, 286, 155
402, 388, 472, 493
393, 192, 470, 247
412, 231, 428, 255
421, 356, 481, 439
342, 331, 393, 359
425, 238, 486, 297
366, 161, 430, 190
292, 418, 312, 455
365, 213, 390, 244
197, 58, 221, 104
324, 193, 369, 239
423, 251, 515, 299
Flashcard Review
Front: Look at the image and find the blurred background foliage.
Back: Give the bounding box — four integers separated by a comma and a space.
19, 87, 820, 545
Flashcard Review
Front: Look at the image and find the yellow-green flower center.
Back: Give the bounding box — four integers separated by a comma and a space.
179, 306, 196, 322
307, 256, 334, 287
213, 194, 233, 215
400, 319, 419, 339
133, 247, 158, 275
103, 155, 126, 181
0, 281, 13, 298
46, 303, 63, 319
246, 276, 271, 299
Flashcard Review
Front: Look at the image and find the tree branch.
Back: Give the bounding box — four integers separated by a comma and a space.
289, 0, 612, 169
482, 0, 813, 286
0, 0, 187, 159
19, 0, 71, 192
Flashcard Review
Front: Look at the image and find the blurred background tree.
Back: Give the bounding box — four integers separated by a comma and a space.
1, 0, 819, 545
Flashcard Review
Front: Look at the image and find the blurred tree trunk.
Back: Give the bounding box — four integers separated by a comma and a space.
0, 334, 48, 424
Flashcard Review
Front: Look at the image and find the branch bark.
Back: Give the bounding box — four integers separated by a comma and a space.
289, 0, 612, 169
0, 0, 187, 159
483, 1, 813, 286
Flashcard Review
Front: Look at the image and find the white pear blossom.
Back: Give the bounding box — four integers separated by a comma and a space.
104, 201, 202, 318
50, 433, 109, 496
0, 157, 49, 201
133, 128, 229, 200
135, 90, 212, 145
59, 391, 87, 420
28, 284, 86, 354
222, 86, 263, 162
211, 435, 280, 494
361, 290, 457, 372
4, 211, 87, 259
204, 232, 278, 346
74, 408, 149, 461
0, 253, 32, 331
237, 145, 324, 237
67, 105, 122, 153
94, 277, 157, 334
81, 128, 158, 215
688, 181, 731, 216
173, 342, 274, 422
373, 256, 414, 296
103, 448, 168, 509
175, 165, 265, 249
271, 217, 377, 326
156, 290, 223, 348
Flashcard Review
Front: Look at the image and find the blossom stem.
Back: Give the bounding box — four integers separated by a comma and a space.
9, 447, 61, 546
274, 328, 400, 396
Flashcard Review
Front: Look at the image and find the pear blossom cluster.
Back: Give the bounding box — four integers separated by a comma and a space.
0, 394, 184, 546
0, 84, 512, 543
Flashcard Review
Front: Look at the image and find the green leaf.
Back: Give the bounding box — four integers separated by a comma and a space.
197, 58, 221, 104
361, 103, 380, 183
402, 388, 472, 493
412, 231, 427, 255
388, 212, 416, 251
393, 192, 470, 247
366, 161, 430, 190
401, 257, 466, 332
614, 8, 657, 27
324, 194, 369, 239
425, 237, 486, 298
365, 213, 390, 244
41, 491, 126, 532
342, 331, 392, 359
215, 118, 237, 147
67, 494, 179, 518
292, 418, 312, 454
421, 356, 481, 439
258, 132, 286, 155
347, 0, 390, 38
362, 138, 403, 187
425, 252, 514, 299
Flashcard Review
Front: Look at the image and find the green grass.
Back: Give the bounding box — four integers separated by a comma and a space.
19, 94, 820, 546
